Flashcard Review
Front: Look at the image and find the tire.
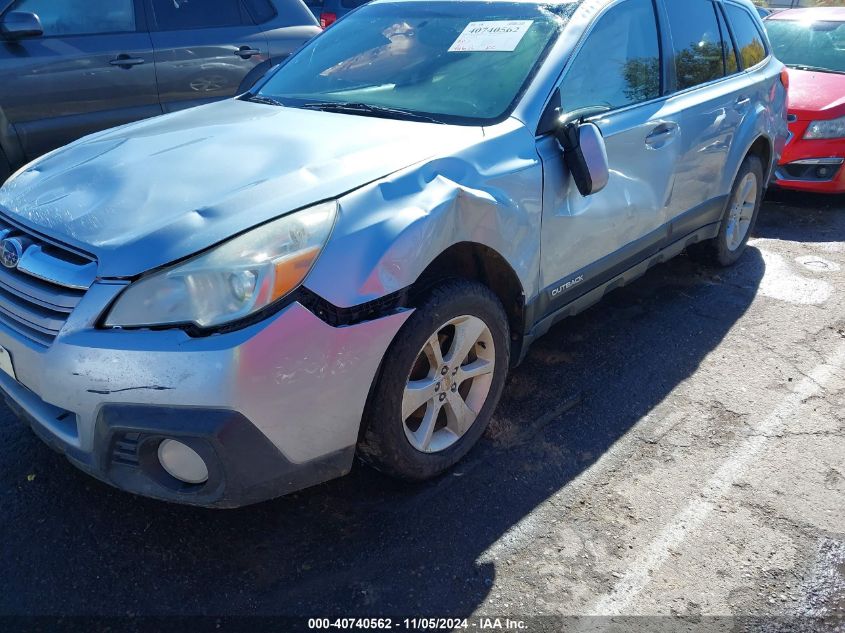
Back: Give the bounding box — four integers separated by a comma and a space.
688, 155, 764, 267
358, 279, 510, 481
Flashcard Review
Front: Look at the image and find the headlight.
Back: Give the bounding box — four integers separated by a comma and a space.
104, 201, 337, 329
803, 115, 845, 140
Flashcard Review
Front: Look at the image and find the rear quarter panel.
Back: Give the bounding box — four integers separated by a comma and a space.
264, 0, 320, 63
721, 57, 788, 190
263, 24, 321, 64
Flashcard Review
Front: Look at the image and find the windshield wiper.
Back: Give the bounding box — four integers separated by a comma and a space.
786, 64, 845, 75
243, 93, 286, 106
299, 101, 446, 124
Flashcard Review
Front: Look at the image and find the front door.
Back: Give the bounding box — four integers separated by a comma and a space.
0, 0, 159, 160
537, 0, 682, 317
145, 0, 270, 113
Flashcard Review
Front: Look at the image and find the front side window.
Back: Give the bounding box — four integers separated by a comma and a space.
724, 4, 767, 69
765, 18, 845, 74
10, 0, 136, 36
665, 0, 725, 90
149, 0, 247, 30
559, 0, 661, 114
255, 1, 572, 124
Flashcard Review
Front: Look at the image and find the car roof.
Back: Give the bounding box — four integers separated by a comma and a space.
768, 7, 845, 22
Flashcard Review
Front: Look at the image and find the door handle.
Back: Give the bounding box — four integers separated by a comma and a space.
234, 46, 261, 59
735, 96, 752, 108
645, 123, 678, 148
110, 54, 145, 68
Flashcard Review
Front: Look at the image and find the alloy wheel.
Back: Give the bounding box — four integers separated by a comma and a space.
725, 172, 758, 251
402, 315, 496, 453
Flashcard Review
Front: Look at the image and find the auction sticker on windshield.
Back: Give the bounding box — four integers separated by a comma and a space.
448, 20, 534, 52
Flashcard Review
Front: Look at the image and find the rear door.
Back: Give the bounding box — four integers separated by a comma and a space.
146, 0, 271, 113
0, 0, 159, 160
537, 0, 684, 313
660, 0, 757, 220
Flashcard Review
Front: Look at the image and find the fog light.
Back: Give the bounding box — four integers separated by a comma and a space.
157, 439, 209, 484
816, 166, 831, 179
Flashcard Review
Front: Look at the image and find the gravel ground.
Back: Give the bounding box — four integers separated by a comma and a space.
0, 191, 842, 630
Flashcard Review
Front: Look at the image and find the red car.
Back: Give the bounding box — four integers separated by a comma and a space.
766, 8, 845, 194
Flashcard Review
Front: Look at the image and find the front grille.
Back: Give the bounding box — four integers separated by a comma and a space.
0, 218, 96, 346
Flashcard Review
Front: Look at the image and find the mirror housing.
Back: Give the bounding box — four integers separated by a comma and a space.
556, 118, 609, 197
0, 12, 43, 40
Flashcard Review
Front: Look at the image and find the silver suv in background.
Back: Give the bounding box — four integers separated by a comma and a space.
0, 0, 787, 507
0, 0, 320, 181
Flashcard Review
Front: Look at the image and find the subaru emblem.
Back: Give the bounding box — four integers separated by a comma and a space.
0, 238, 23, 269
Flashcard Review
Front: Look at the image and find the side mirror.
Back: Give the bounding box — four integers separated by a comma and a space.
556, 118, 610, 197
0, 12, 43, 40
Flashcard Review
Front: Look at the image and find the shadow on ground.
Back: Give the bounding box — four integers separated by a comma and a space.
756, 190, 845, 243
11, 199, 830, 618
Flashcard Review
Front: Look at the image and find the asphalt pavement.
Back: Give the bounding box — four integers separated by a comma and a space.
0, 190, 842, 630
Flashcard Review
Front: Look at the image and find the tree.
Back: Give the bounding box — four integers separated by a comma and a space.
623, 57, 660, 103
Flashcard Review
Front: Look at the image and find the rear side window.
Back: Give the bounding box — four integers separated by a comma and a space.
717, 7, 739, 75
243, 0, 277, 23
560, 0, 661, 113
10, 0, 136, 36
665, 0, 725, 90
723, 3, 768, 69
149, 0, 249, 30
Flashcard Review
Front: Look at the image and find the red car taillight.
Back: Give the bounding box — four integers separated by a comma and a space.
320, 11, 337, 28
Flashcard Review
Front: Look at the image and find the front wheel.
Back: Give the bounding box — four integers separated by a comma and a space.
688, 155, 764, 267
358, 279, 510, 481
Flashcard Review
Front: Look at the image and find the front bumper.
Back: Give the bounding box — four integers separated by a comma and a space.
772, 118, 845, 194
0, 284, 410, 507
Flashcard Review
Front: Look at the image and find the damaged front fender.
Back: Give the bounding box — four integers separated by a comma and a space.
305, 118, 543, 311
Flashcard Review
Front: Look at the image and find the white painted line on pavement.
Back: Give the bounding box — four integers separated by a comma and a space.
588, 342, 845, 616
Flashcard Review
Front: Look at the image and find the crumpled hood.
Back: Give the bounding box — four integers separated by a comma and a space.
786, 68, 845, 120
0, 99, 481, 277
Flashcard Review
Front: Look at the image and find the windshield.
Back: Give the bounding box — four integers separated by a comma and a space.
254, 1, 571, 124
766, 19, 845, 74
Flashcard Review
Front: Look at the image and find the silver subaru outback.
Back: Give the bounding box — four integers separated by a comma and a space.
0, 0, 787, 507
